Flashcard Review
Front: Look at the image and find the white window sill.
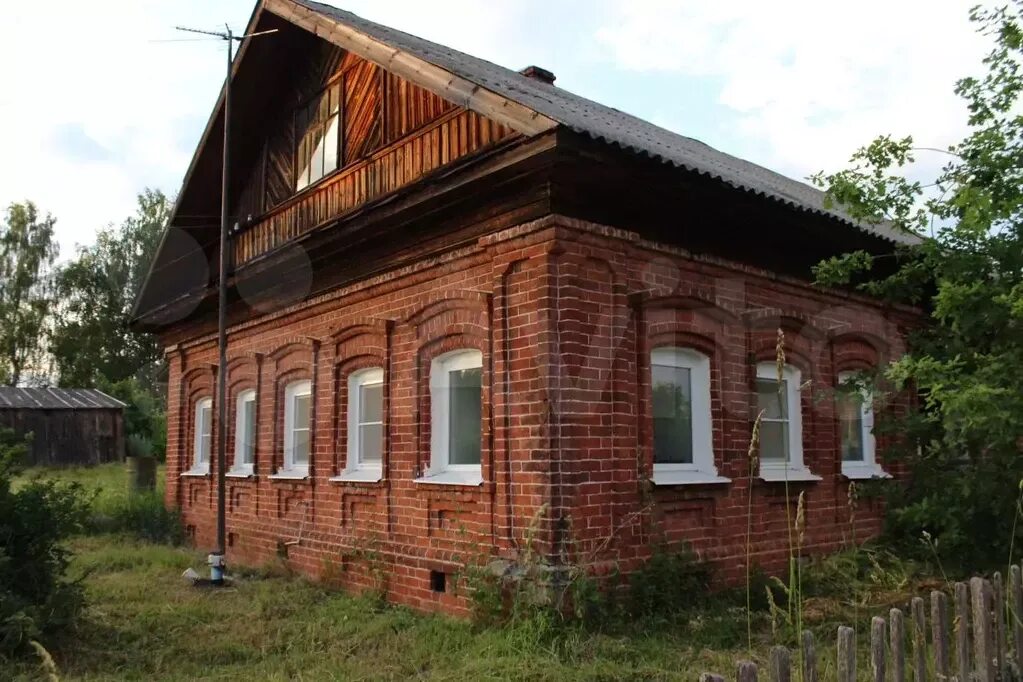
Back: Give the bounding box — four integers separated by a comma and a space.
329, 468, 383, 483
414, 470, 484, 487
841, 464, 892, 480
269, 470, 309, 481
226, 469, 255, 479
651, 470, 731, 486
180, 468, 210, 477
759, 467, 822, 483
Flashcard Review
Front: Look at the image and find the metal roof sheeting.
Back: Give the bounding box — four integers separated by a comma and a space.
294, 0, 918, 246
0, 388, 126, 410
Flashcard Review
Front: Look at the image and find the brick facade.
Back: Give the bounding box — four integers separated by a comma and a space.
162, 215, 912, 614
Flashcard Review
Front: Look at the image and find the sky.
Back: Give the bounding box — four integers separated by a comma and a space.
0, 0, 990, 258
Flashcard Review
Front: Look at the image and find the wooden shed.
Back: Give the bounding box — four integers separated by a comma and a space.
0, 388, 126, 467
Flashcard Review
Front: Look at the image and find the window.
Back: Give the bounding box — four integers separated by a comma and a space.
420, 349, 483, 485
649, 348, 727, 484
837, 371, 888, 479
295, 82, 341, 191
231, 390, 256, 475
279, 380, 312, 477
335, 368, 384, 482
755, 362, 819, 481
190, 397, 213, 474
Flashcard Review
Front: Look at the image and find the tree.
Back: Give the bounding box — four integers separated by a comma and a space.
0, 203, 58, 386
51, 189, 169, 392
811, 3, 1023, 566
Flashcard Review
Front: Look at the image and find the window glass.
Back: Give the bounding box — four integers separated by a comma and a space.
295, 83, 342, 191
652, 363, 693, 464
358, 382, 383, 463
292, 393, 310, 465
839, 390, 865, 462
448, 367, 482, 465
757, 378, 789, 462
240, 396, 256, 465
198, 401, 212, 465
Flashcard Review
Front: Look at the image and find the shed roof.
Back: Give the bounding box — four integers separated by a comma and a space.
289, 0, 917, 246
0, 388, 126, 410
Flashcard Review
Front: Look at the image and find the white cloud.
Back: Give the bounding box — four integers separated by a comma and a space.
594, 0, 989, 181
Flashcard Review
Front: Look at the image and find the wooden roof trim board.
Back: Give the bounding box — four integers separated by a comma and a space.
263, 0, 557, 136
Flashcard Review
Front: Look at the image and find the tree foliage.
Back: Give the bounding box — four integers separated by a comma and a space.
811, 3, 1023, 566
0, 203, 58, 386
51, 189, 169, 392
0, 428, 90, 655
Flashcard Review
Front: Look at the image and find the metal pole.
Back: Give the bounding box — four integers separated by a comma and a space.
210, 26, 233, 585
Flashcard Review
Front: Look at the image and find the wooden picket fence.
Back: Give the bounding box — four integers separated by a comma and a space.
700, 567, 1023, 682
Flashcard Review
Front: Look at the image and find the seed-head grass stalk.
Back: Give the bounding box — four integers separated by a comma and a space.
745, 407, 764, 656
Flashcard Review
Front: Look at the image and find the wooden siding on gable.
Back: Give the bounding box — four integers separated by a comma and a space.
343, 60, 383, 164
234, 108, 514, 265
384, 71, 455, 142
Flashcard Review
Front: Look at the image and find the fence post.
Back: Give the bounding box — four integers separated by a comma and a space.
737, 661, 758, 682
838, 626, 856, 682
872, 616, 888, 682
1011, 565, 1023, 674
802, 630, 819, 682
994, 572, 1006, 681
957, 582, 971, 682
932, 590, 951, 682
892, 607, 907, 682
973, 577, 995, 682
913, 596, 928, 682
769, 646, 791, 682
700, 675, 725, 682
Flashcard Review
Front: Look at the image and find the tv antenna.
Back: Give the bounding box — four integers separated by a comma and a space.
173, 23, 278, 587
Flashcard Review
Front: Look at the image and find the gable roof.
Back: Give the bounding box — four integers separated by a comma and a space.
0, 388, 126, 411
276, 0, 916, 246
133, 0, 917, 327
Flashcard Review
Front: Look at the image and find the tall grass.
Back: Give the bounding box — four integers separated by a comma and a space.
15, 463, 181, 544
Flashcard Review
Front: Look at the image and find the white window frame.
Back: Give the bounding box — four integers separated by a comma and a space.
417, 349, 484, 486
756, 362, 820, 482
186, 397, 212, 476
649, 347, 728, 485
229, 389, 257, 477
837, 371, 890, 479
274, 379, 311, 479
332, 367, 385, 483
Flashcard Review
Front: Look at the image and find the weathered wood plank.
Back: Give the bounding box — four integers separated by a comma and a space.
737, 661, 758, 682
956, 582, 971, 682
769, 646, 790, 682
892, 607, 907, 682
973, 577, 995, 682
872, 616, 888, 682
913, 596, 928, 682
802, 630, 819, 682
838, 626, 856, 682
700, 675, 725, 682
994, 572, 1006, 680
932, 590, 951, 682
1011, 566, 1023, 674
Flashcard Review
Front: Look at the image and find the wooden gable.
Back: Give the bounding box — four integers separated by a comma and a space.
229, 36, 515, 267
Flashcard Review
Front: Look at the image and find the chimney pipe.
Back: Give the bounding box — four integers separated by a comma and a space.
519, 65, 556, 85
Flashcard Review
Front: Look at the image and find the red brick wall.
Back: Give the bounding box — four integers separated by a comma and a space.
161, 215, 914, 614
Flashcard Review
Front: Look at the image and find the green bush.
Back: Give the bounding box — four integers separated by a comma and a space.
0, 428, 90, 655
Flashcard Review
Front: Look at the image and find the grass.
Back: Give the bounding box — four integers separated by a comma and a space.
7, 464, 947, 681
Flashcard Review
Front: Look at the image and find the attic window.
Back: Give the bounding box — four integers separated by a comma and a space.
295, 82, 341, 191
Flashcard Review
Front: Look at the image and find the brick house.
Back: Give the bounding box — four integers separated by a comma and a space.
132, 0, 918, 614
